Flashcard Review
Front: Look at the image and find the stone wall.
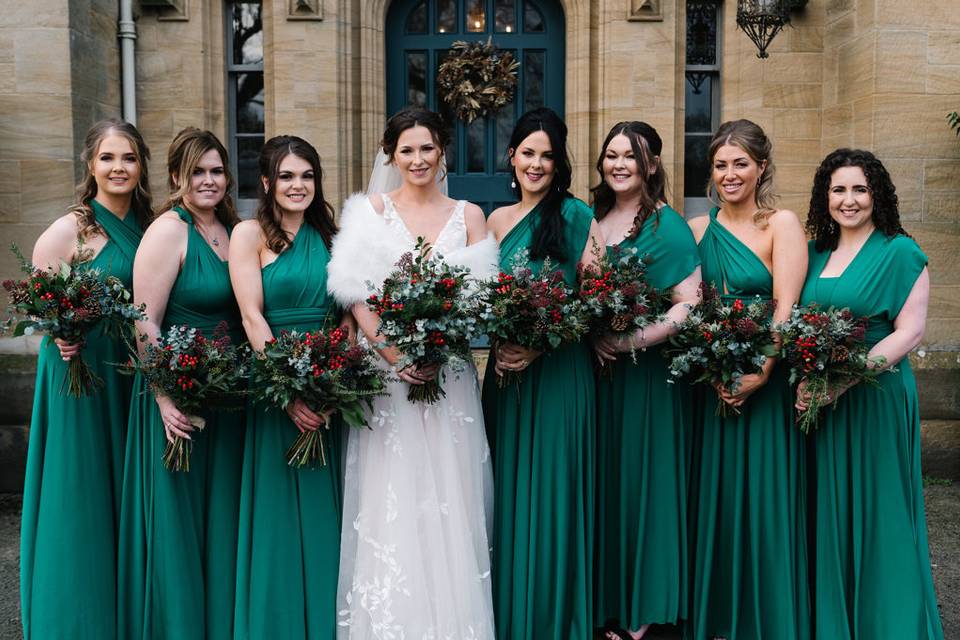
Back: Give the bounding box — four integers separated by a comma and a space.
821, 0, 960, 351
0, 0, 121, 283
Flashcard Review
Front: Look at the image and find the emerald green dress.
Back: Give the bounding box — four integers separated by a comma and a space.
594, 205, 700, 630
20, 200, 142, 639
685, 208, 809, 640
801, 230, 943, 639
118, 207, 243, 640
482, 197, 596, 639
233, 223, 342, 639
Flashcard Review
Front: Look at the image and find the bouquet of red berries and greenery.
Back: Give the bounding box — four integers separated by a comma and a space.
480, 248, 589, 387
252, 325, 388, 468
366, 238, 482, 404
777, 303, 886, 433
123, 322, 248, 472
3, 243, 144, 397
664, 282, 778, 416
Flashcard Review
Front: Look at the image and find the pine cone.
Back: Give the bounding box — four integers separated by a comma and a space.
611, 314, 630, 332
830, 345, 850, 363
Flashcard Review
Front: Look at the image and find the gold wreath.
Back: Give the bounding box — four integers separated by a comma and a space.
436, 37, 520, 124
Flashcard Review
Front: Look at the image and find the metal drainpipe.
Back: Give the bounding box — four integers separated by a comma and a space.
118, 0, 137, 125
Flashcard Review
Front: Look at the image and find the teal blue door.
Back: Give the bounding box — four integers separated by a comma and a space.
386, 0, 565, 213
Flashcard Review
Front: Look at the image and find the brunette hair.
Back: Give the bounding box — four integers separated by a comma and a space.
70, 118, 153, 237
256, 135, 337, 252
706, 119, 778, 226
158, 127, 240, 228
806, 148, 908, 252
508, 107, 574, 262
381, 107, 452, 161
590, 121, 668, 238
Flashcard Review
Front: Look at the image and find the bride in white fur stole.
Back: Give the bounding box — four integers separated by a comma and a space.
328, 107, 498, 640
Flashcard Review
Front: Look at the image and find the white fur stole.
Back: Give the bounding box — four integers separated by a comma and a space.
327, 193, 501, 305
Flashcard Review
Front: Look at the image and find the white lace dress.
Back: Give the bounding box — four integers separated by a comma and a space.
327, 194, 497, 640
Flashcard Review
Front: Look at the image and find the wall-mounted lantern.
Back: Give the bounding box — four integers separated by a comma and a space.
736, 0, 808, 58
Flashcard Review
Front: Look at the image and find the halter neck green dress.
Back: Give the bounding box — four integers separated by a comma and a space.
118, 207, 243, 640
801, 230, 943, 639
233, 223, 342, 639
482, 196, 596, 639
594, 205, 699, 631
685, 208, 809, 640
20, 200, 142, 639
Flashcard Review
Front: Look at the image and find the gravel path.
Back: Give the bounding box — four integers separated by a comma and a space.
0, 487, 957, 639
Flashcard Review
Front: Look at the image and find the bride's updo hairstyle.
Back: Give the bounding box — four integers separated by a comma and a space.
706, 118, 778, 227
256, 135, 337, 253
508, 107, 574, 263
381, 107, 452, 164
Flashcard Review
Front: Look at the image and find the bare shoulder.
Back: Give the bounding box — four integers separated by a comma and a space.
487, 203, 517, 227
142, 210, 188, 244
767, 208, 805, 235
462, 202, 486, 225
367, 193, 385, 215
44, 212, 82, 242
232, 219, 264, 242
687, 214, 710, 242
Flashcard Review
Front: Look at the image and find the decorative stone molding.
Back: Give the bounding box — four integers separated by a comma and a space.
141, 0, 189, 21
628, 0, 662, 21
288, 0, 323, 20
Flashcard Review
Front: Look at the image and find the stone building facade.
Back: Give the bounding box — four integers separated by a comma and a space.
0, 0, 958, 465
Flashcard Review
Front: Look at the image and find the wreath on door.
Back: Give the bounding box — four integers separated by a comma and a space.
437, 37, 519, 123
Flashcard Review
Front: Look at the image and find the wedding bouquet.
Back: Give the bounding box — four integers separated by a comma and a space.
3, 243, 144, 396
480, 248, 589, 387
578, 245, 668, 370
664, 282, 778, 416
366, 238, 482, 403
252, 326, 388, 467
777, 303, 886, 433
124, 322, 248, 472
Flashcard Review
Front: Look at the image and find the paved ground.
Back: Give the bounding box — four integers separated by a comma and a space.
0, 486, 958, 640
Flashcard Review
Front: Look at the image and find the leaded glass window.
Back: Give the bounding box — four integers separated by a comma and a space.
226, 1, 264, 216
684, 0, 721, 216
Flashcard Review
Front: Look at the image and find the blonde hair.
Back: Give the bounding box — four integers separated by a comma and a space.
157, 127, 239, 228
706, 119, 778, 227
69, 119, 153, 237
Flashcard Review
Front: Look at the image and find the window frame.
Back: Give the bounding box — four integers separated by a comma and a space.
225, 0, 264, 218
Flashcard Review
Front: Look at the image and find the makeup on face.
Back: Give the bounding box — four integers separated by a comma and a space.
511, 130, 555, 196
711, 143, 764, 205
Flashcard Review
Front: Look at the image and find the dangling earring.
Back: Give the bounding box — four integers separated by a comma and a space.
511, 178, 517, 189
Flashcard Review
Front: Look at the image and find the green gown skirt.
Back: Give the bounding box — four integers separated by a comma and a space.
594, 352, 689, 630
483, 342, 595, 639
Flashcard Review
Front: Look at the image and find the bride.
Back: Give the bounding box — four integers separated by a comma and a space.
327, 107, 498, 639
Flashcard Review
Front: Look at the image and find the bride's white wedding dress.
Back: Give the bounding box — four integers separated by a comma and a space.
327, 193, 498, 640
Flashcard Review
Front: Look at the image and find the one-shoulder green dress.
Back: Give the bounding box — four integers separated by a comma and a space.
20, 200, 142, 639
482, 196, 596, 639
118, 207, 243, 640
686, 208, 809, 640
233, 223, 342, 639
801, 230, 943, 639
594, 205, 700, 631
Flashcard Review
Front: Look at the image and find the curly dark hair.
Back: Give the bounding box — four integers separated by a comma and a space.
806, 148, 909, 252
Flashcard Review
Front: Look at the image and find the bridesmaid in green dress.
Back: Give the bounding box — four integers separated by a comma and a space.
229, 136, 343, 639
20, 119, 152, 640
799, 149, 943, 639
118, 128, 243, 640
590, 122, 701, 640
482, 107, 605, 639
685, 120, 810, 640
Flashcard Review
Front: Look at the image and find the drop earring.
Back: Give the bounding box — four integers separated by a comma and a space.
511, 178, 517, 189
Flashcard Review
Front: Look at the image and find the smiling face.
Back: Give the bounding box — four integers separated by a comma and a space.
510, 130, 555, 196
182, 148, 227, 213
393, 125, 442, 187
711, 143, 766, 206
828, 165, 875, 233
602, 133, 648, 197
266, 153, 315, 214
91, 133, 141, 198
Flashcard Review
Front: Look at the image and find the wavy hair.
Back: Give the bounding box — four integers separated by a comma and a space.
590, 121, 668, 238
381, 107, 451, 162
806, 148, 908, 252
508, 107, 574, 262
256, 135, 337, 252
706, 119, 778, 227
157, 127, 239, 228
69, 119, 153, 237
